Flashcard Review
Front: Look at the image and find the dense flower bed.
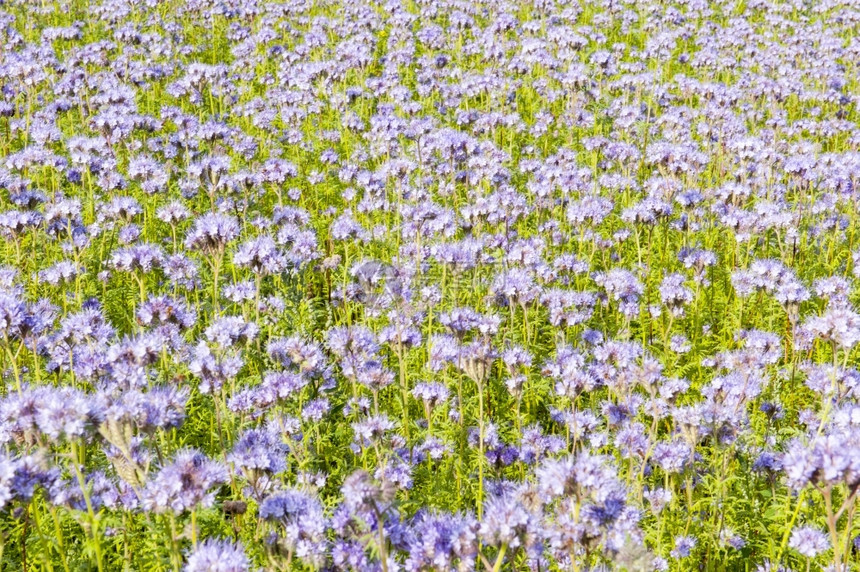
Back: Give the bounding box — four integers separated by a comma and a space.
0, 0, 859, 570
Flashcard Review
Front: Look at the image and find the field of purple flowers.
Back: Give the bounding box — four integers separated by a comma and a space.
0, 0, 859, 569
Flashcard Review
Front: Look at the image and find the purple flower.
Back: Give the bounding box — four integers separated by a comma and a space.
406, 511, 477, 571
490, 268, 541, 306
340, 470, 392, 513
352, 415, 397, 446
228, 371, 308, 417
109, 243, 164, 272
184, 213, 239, 254
137, 295, 196, 330
233, 235, 285, 275
302, 398, 331, 423
222, 280, 255, 303
800, 307, 860, 351
428, 334, 460, 372
142, 449, 227, 514
614, 423, 649, 459
781, 429, 860, 490
164, 254, 200, 290
670, 535, 696, 558
652, 440, 692, 474
204, 316, 259, 348
720, 529, 746, 550
411, 382, 449, 410
101, 386, 188, 434
157, 202, 191, 225
330, 211, 369, 242
0, 293, 27, 339
536, 452, 622, 502
50, 471, 119, 512
658, 273, 693, 317
594, 268, 643, 318
788, 525, 829, 558
188, 342, 243, 395
0, 455, 17, 509
38, 260, 80, 286
0, 386, 102, 442
229, 427, 288, 476
185, 538, 249, 572
478, 489, 537, 551
260, 488, 327, 567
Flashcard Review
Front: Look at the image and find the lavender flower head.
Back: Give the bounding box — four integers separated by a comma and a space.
142, 449, 227, 514
259, 487, 328, 567
185, 538, 249, 572
184, 213, 240, 254
788, 526, 829, 558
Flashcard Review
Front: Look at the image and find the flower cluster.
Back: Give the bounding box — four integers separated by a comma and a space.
0, 0, 858, 570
